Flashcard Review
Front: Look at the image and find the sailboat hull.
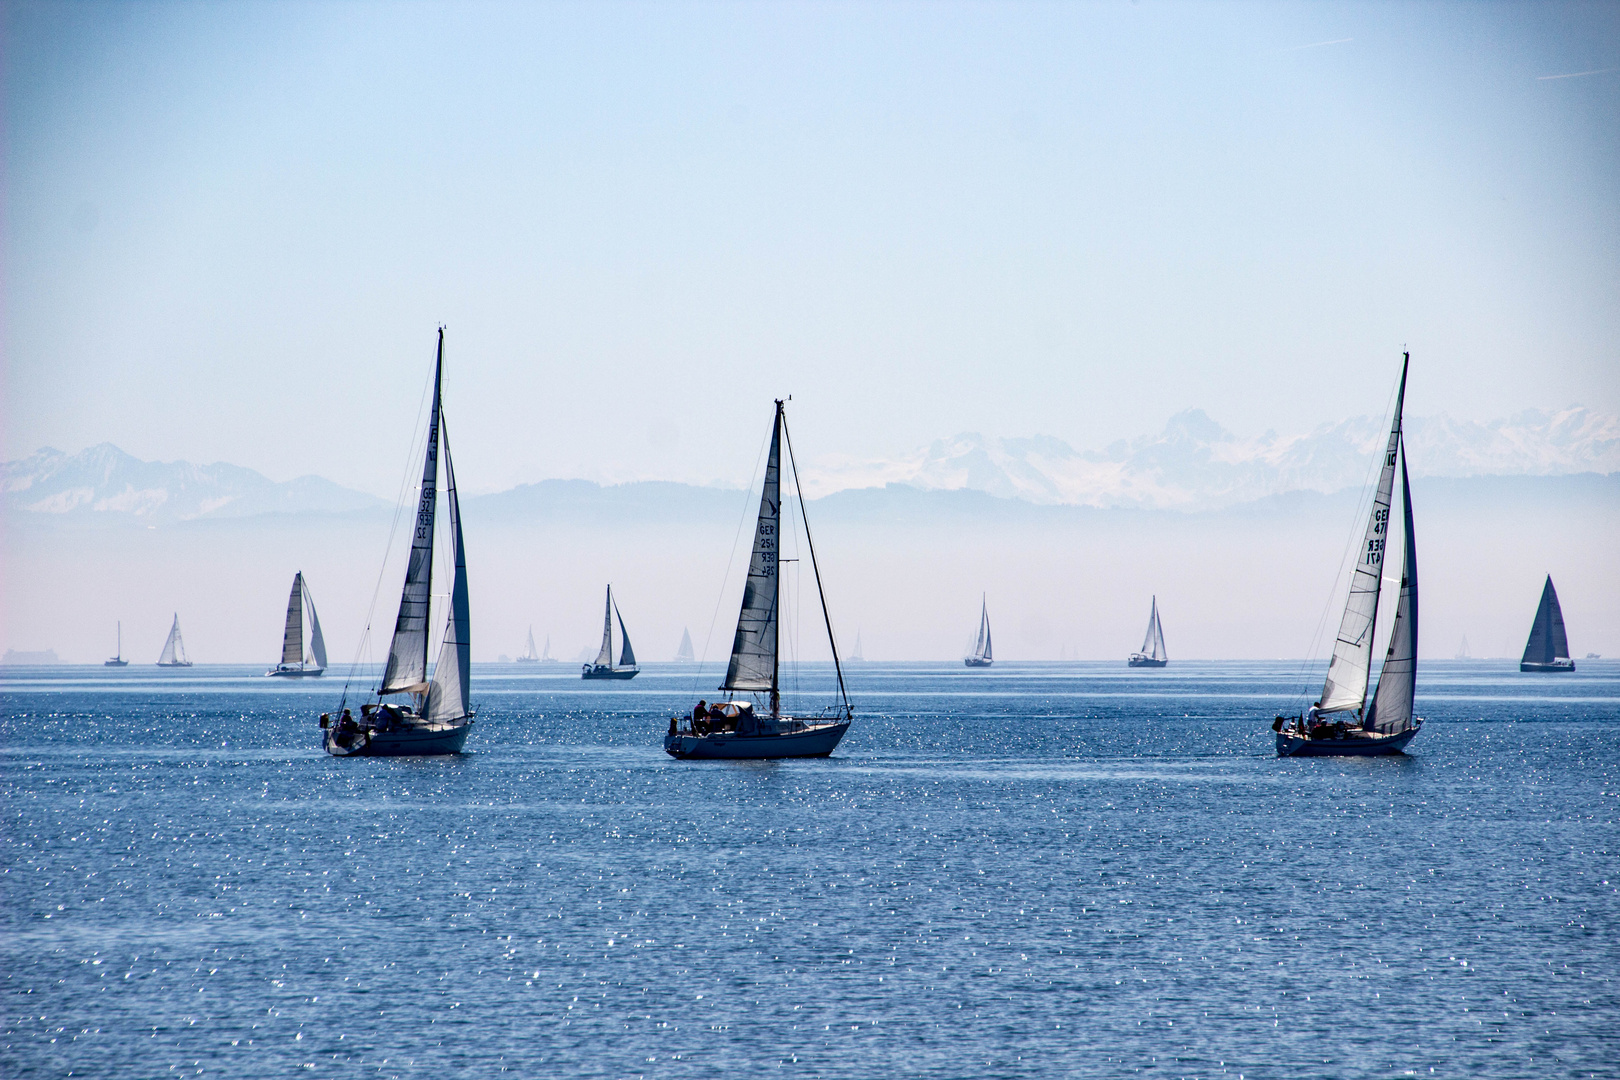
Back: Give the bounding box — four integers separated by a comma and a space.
266, 665, 324, 678
104, 660, 128, 667
1520, 660, 1575, 672
582, 666, 638, 680
1127, 655, 1167, 668
325, 719, 472, 757
664, 721, 849, 760
1276, 726, 1419, 757
156, 662, 193, 668
963, 657, 992, 668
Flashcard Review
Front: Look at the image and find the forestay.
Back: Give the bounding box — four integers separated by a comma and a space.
724, 404, 782, 692
380, 335, 443, 696
1365, 452, 1417, 734
1320, 355, 1408, 715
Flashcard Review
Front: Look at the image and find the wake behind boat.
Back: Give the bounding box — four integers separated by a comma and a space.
582, 586, 639, 679
1127, 596, 1168, 667
322, 329, 473, 757
665, 399, 852, 760
1275, 352, 1422, 757
266, 572, 327, 677
1519, 576, 1575, 672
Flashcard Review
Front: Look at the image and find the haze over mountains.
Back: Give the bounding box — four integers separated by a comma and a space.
6, 406, 1616, 520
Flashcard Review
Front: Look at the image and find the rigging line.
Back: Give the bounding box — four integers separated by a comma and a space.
690, 417, 773, 700
338, 340, 437, 710
782, 409, 851, 718
1294, 360, 1406, 707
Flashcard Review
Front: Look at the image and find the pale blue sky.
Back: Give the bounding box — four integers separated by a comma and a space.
5, 0, 1617, 496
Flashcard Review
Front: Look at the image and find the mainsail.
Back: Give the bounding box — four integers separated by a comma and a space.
1319, 354, 1408, 715
723, 403, 782, 692
158, 614, 189, 666
380, 331, 444, 696
1140, 596, 1168, 662
1365, 452, 1418, 734
282, 574, 305, 666
426, 431, 470, 722
1521, 576, 1571, 666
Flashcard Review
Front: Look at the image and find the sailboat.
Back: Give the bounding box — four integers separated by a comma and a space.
964, 596, 993, 667
674, 627, 695, 663
1519, 576, 1575, 672
665, 399, 853, 760
322, 328, 473, 757
848, 631, 865, 663
104, 621, 128, 667
1455, 635, 1471, 660
155, 615, 192, 667
1127, 596, 1169, 667
266, 572, 327, 677
540, 633, 559, 663
516, 626, 541, 663
1275, 352, 1422, 757
582, 586, 639, 679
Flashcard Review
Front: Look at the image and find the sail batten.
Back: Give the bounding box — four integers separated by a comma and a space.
380, 333, 444, 695
723, 405, 782, 692
1320, 355, 1408, 714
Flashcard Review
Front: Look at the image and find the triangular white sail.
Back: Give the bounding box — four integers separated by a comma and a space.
675, 627, 695, 662
281, 574, 305, 665
523, 626, 539, 661
380, 334, 444, 695
1366, 451, 1418, 734
724, 405, 782, 692
1139, 596, 1168, 661
426, 433, 470, 723
969, 597, 992, 662
616, 606, 636, 668
1521, 576, 1571, 665
158, 614, 189, 665
304, 578, 327, 669
594, 587, 616, 668
1319, 355, 1408, 715
541, 634, 553, 661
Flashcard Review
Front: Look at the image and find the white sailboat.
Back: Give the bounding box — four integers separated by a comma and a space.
582, 586, 639, 679
1455, 635, 1471, 660
540, 633, 559, 664
104, 621, 128, 667
665, 399, 853, 760
964, 596, 993, 667
516, 626, 540, 663
266, 572, 327, 677
155, 614, 192, 667
1127, 596, 1169, 668
674, 627, 695, 663
848, 631, 865, 663
1276, 352, 1422, 757
1519, 576, 1575, 672
323, 329, 473, 757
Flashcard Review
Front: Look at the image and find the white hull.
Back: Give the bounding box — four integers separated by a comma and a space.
963, 657, 992, 668
266, 665, 325, 678
665, 720, 849, 760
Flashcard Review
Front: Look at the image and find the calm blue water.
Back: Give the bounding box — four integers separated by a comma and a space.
3, 660, 1617, 1079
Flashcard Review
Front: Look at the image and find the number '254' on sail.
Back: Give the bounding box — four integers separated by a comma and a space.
323, 329, 473, 756
664, 399, 853, 760
1275, 352, 1422, 757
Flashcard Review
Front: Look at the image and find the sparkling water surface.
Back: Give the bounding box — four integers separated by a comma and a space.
3, 660, 1616, 1078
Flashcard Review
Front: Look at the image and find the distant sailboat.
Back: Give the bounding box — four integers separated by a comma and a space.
674, 627, 695, 663
848, 631, 865, 663
582, 586, 639, 679
104, 621, 128, 667
323, 328, 473, 756
1275, 352, 1422, 757
964, 596, 993, 667
665, 399, 853, 760
155, 614, 192, 667
516, 626, 540, 663
1519, 576, 1575, 672
266, 572, 327, 677
540, 633, 559, 664
1455, 635, 1471, 660
1127, 596, 1169, 668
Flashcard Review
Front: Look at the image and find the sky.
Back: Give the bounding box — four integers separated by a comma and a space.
4, 0, 1618, 498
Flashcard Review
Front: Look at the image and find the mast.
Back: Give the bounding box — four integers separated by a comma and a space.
380, 329, 444, 696
1320, 352, 1409, 715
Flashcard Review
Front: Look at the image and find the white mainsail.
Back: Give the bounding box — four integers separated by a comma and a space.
157, 614, 189, 665
380, 333, 444, 695
1139, 596, 1168, 661
723, 404, 782, 693
1366, 451, 1417, 734
970, 597, 993, 662
1319, 355, 1409, 715
426, 433, 470, 723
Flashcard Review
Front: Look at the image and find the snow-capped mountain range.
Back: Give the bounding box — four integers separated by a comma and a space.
800, 407, 1620, 509
4, 407, 1615, 520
